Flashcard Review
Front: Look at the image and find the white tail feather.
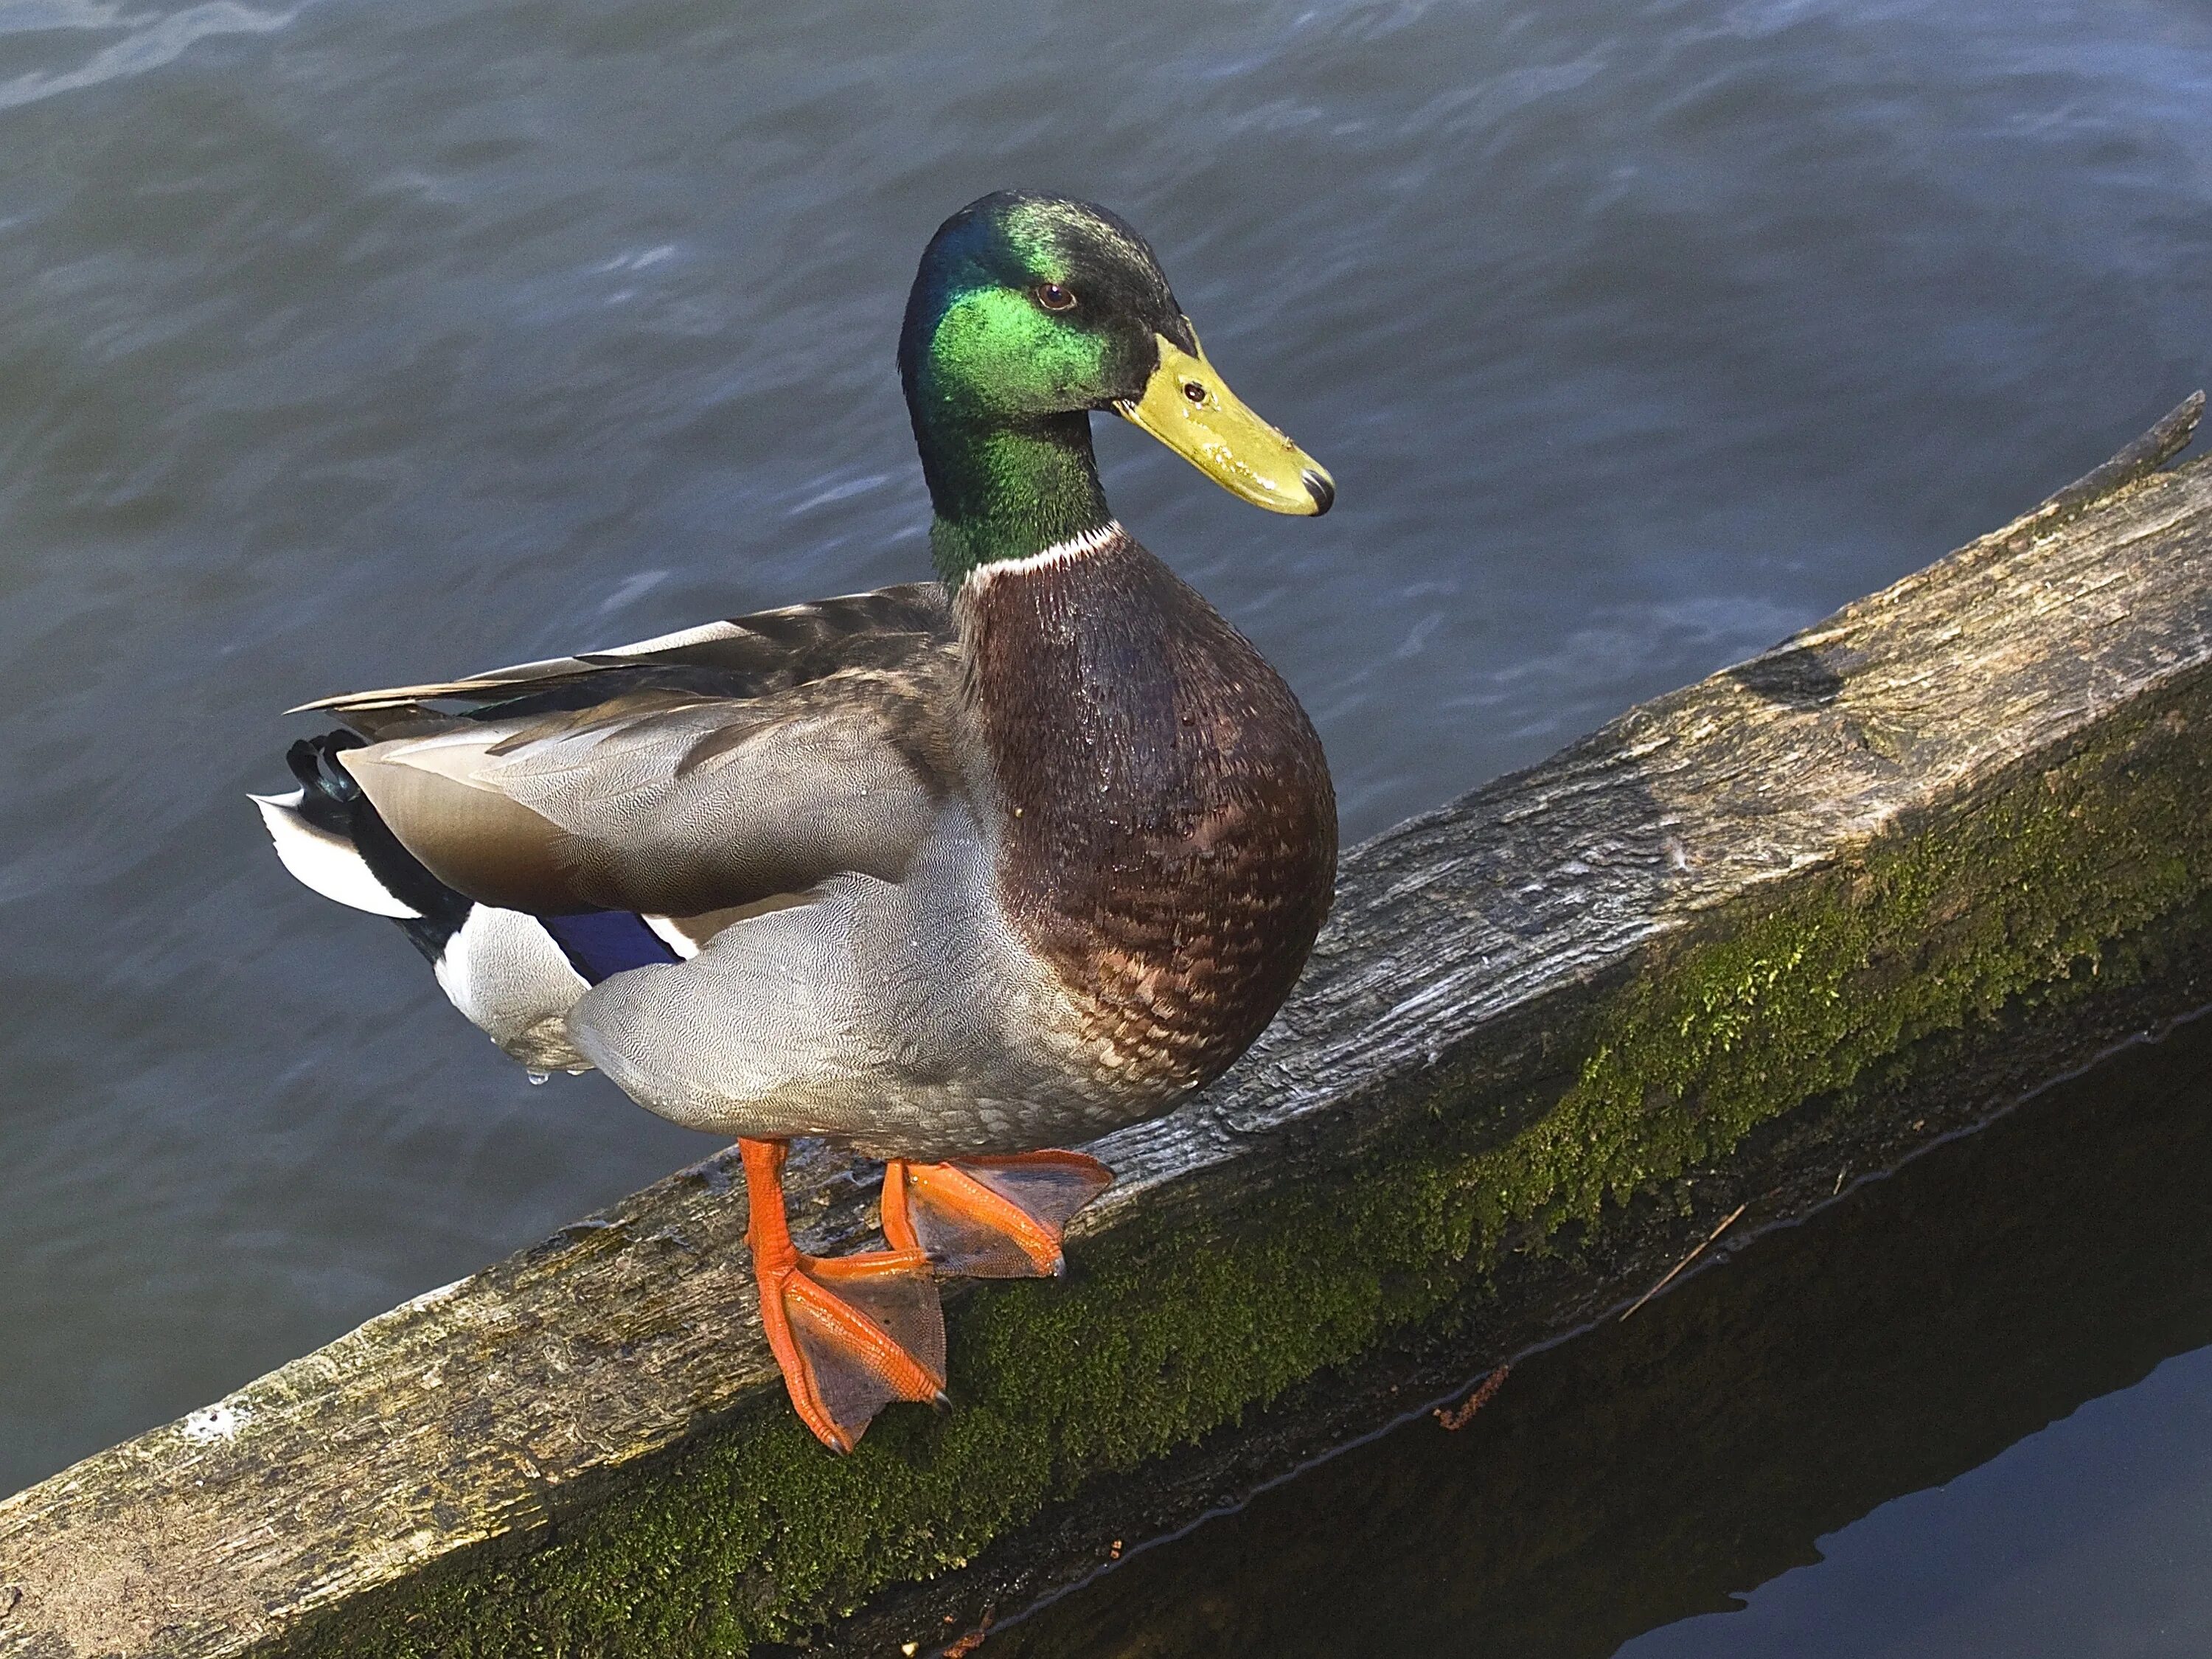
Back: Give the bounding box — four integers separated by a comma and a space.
249, 792, 422, 919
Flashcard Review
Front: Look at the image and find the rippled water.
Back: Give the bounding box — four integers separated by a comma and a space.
4, 0, 2211, 1594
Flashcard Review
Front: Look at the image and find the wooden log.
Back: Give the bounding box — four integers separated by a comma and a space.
5, 395, 2212, 1658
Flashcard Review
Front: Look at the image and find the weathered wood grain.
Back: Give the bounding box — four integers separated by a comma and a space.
4, 397, 2211, 1658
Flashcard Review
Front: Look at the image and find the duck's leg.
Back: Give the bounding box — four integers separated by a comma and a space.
880, 1150, 1115, 1279
741, 1138, 946, 1453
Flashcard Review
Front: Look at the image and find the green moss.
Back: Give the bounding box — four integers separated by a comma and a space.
288, 689, 2212, 1658
1470, 720, 2209, 1240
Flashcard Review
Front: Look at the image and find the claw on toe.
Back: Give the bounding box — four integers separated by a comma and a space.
882, 1149, 1116, 1279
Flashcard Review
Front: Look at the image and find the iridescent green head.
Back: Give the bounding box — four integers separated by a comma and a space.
900, 192, 1332, 583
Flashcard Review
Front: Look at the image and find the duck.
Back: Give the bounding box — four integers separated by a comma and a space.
254, 191, 1338, 1453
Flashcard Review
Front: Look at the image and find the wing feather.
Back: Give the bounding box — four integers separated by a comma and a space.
308, 585, 964, 917
291, 583, 950, 723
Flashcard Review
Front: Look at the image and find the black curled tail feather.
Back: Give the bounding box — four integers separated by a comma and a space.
288, 731, 473, 959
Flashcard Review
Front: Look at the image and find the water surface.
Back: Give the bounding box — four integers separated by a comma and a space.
4, 0, 2211, 1548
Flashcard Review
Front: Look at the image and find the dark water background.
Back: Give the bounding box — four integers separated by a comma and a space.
5, 0, 2212, 1646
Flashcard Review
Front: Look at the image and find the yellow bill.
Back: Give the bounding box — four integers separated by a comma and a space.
1113, 330, 1334, 515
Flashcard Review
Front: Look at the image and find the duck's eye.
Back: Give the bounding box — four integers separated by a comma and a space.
1183, 380, 1209, 404
1033, 282, 1078, 313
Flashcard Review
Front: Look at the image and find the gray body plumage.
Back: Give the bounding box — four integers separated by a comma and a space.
263, 571, 1189, 1161
570, 804, 1166, 1159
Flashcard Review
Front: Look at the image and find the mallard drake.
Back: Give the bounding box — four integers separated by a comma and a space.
254, 191, 1338, 1452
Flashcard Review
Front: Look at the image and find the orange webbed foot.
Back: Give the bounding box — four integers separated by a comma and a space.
755, 1248, 946, 1453
742, 1140, 945, 1453
881, 1150, 1115, 1279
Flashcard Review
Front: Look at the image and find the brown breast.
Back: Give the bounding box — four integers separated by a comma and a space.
957, 529, 1338, 1093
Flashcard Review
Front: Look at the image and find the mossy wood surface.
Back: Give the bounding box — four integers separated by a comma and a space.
4, 398, 2212, 1658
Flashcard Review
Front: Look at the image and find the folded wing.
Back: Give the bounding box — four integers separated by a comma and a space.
302, 585, 961, 918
